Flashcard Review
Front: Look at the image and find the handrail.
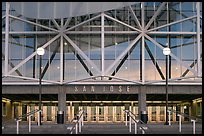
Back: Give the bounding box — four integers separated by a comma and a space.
15, 109, 41, 121
168, 109, 201, 134
168, 109, 202, 122
15, 109, 41, 134
68, 109, 85, 134
124, 110, 153, 134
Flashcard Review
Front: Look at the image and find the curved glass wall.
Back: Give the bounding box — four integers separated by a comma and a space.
2, 2, 202, 84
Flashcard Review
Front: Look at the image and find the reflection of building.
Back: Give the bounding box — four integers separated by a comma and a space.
2, 2, 202, 123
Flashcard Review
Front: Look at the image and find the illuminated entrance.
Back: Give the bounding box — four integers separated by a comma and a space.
79, 105, 125, 123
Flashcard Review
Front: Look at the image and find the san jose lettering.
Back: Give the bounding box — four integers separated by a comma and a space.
74, 86, 130, 92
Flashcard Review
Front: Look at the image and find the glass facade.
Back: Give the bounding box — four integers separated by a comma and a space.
2, 2, 202, 84
1, 2, 202, 125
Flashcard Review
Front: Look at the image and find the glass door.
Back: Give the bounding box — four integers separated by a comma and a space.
98, 106, 105, 122
91, 106, 96, 122
115, 106, 122, 122
47, 106, 52, 121
108, 106, 113, 122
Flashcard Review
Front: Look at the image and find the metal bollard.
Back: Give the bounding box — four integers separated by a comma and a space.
17, 120, 20, 134
75, 122, 78, 134
129, 115, 131, 132
168, 110, 171, 126
125, 111, 128, 126
178, 114, 182, 133
79, 117, 81, 133
191, 119, 196, 134
38, 111, 40, 126
29, 115, 31, 132
82, 112, 84, 126
134, 120, 137, 134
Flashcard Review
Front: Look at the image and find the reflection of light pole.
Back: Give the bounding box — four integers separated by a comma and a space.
37, 47, 45, 125
163, 47, 171, 125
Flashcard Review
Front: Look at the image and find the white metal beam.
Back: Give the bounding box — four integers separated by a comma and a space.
141, 2, 145, 83
7, 75, 61, 84
65, 31, 138, 34
101, 13, 105, 77
148, 15, 197, 32
5, 2, 10, 76
8, 34, 61, 75
145, 2, 167, 30
127, 3, 142, 30
2, 31, 139, 35
196, 2, 201, 77
52, 19, 61, 30
107, 76, 143, 85
63, 34, 101, 74
9, 15, 60, 33
104, 13, 142, 33
60, 18, 64, 83
104, 34, 142, 75
3, 31, 198, 35
63, 75, 100, 84
63, 17, 72, 30
148, 32, 197, 35
145, 34, 197, 75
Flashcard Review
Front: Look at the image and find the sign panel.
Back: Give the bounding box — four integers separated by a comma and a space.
66, 85, 138, 94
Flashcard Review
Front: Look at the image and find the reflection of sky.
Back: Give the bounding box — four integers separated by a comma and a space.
3, 2, 202, 82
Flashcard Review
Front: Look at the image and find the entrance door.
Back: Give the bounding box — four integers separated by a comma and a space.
47, 106, 52, 121
115, 106, 123, 122
98, 106, 105, 122
90, 106, 105, 122
90, 106, 97, 122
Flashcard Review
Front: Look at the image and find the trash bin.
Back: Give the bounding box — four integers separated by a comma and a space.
141, 111, 148, 124
57, 111, 64, 124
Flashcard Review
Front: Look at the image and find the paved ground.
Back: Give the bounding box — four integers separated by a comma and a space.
2, 121, 202, 134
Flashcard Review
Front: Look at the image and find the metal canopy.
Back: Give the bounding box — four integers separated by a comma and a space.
10, 2, 139, 19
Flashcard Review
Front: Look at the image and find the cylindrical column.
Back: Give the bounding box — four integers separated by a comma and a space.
134, 121, 137, 134
125, 111, 128, 126
178, 114, 181, 132
38, 111, 40, 126
29, 115, 31, 132
191, 120, 196, 134
5, 2, 10, 76
168, 110, 171, 125
17, 120, 19, 134
165, 55, 169, 125
79, 117, 81, 133
75, 122, 78, 134
129, 115, 131, 132
82, 112, 84, 126
39, 55, 42, 125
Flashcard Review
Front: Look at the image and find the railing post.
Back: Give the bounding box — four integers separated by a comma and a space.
82, 111, 84, 126
178, 114, 182, 133
125, 111, 128, 126
16, 120, 20, 134
38, 111, 40, 126
75, 121, 78, 134
79, 117, 81, 133
134, 120, 137, 134
191, 119, 196, 134
168, 110, 171, 126
29, 115, 31, 132
129, 114, 131, 132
